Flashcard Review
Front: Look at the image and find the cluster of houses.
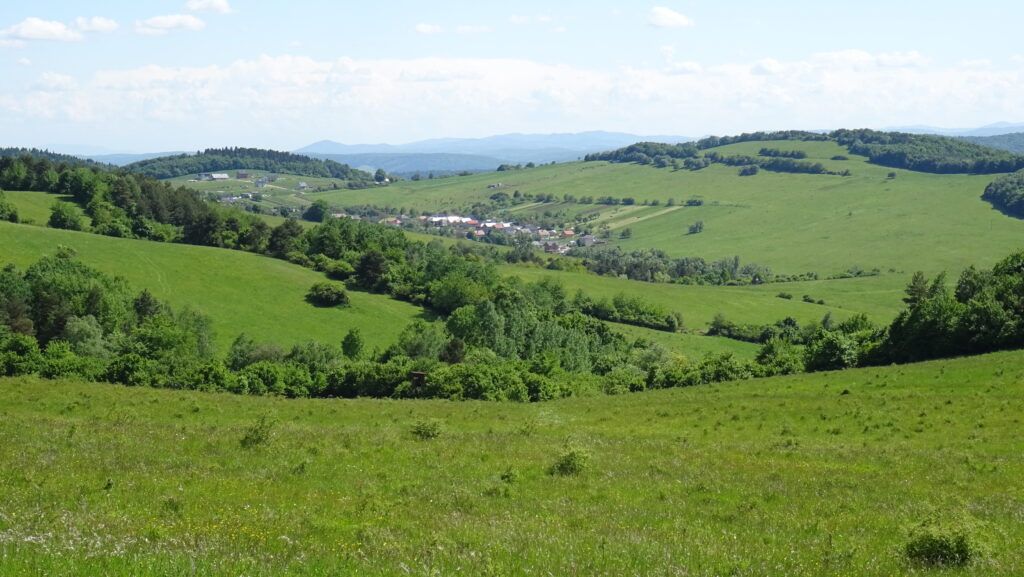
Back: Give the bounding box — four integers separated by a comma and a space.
381, 214, 604, 253
197, 172, 282, 188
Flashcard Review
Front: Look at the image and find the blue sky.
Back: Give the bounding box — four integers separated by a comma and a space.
2, 1, 1023, 152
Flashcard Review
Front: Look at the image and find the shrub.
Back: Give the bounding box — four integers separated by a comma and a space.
410, 418, 442, 440
548, 446, 590, 476
240, 415, 276, 449
306, 281, 349, 307
904, 517, 984, 567
326, 259, 355, 280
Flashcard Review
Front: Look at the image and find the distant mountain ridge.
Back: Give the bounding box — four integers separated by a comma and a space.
88, 152, 186, 167
295, 131, 694, 175
306, 152, 507, 176
884, 121, 1024, 137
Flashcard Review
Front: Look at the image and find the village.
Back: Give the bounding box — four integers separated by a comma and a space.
208, 171, 606, 254
386, 214, 605, 254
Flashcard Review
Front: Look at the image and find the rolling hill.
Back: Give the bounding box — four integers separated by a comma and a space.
301, 137, 1024, 279
0, 221, 423, 354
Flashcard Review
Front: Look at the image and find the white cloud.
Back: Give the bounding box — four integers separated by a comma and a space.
185, 0, 233, 14
414, 23, 442, 35
74, 17, 119, 33
551, 27, 568, 34
5, 51, 1024, 146
457, 25, 490, 34
958, 58, 993, 69
877, 51, 928, 68
136, 14, 206, 36
0, 17, 83, 42
751, 58, 784, 75
18, 57, 31, 66
668, 60, 702, 75
34, 72, 78, 91
649, 7, 694, 29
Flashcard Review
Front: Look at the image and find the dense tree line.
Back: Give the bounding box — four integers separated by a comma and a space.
124, 147, 375, 184
567, 246, 776, 285
759, 148, 807, 159
704, 152, 838, 175
981, 170, 1024, 217
0, 252, 768, 400
831, 129, 1024, 174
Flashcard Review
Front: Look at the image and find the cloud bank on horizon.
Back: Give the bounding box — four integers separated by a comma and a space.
0, 1, 1022, 151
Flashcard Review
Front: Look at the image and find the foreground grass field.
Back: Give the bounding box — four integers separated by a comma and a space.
1, 349, 1022, 576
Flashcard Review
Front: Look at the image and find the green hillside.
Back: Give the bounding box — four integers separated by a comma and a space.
2, 190, 77, 225
297, 139, 1023, 278
0, 219, 754, 362
2, 348, 1021, 575
0, 222, 422, 353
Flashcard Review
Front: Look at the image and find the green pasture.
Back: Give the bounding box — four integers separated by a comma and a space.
2, 347, 1021, 575
3, 189, 77, 225
500, 264, 867, 330
0, 222, 423, 354
293, 141, 1024, 279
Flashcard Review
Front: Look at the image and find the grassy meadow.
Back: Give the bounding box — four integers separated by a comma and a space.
1, 348, 1022, 575
3, 189, 77, 225
500, 265, 869, 328
293, 141, 1024, 279
0, 222, 423, 354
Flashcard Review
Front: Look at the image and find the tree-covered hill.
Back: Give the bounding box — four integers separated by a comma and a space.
124, 147, 375, 185
0, 147, 110, 170
962, 132, 1024, 154
587, 129, 1024, 175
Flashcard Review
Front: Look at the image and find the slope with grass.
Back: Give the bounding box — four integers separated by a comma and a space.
0, 220, 756, 361
0, 222, 423, 354
1, 348, 1021, 575
500, 265, 870, 329
299, 139, 1024, 281
2, 190, 77, 225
